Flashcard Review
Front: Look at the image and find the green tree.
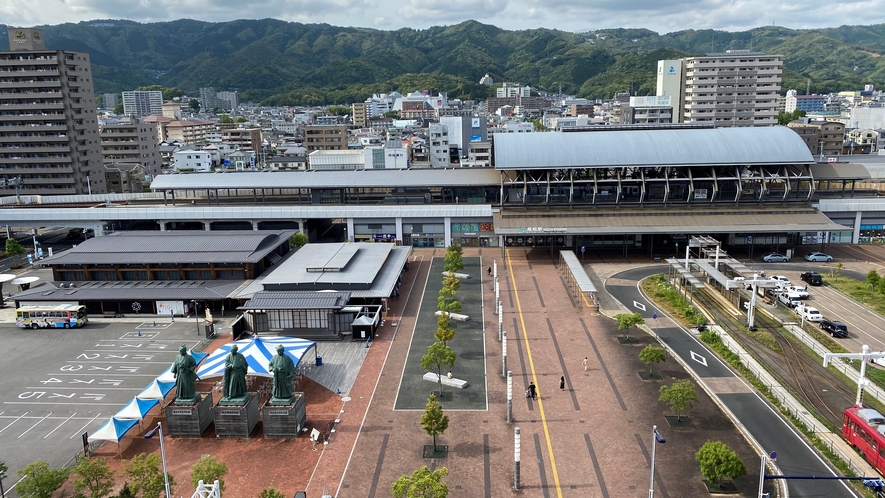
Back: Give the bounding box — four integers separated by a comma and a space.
113, 102, 124, 115
326, 106, 351, 116
867, 269, 880, 287
16, 461, 69, 498
878, 275, 885, 296
115, 483, 136, 498
289, 232, 308, 248
438, 274, 462, 316
190, 455, 228, 492
659, 379, 699, 421
125, 452, 173, 498
443, 243, 463, 273
213, 107, 220, 115
258, 487, 286, 498
639, 345, 667, 375
383, 111, 400, 118
420, 394, 449, 451
72, 456, 115, 498
392, 466, 449, 498
776, 108, 807, 126
5, 237, 25, 267
530, 119, 548, 131
135, 85, 184, 102
421, 342, 456, 395
220, 114, 234, 124
188, 99, 200, 113
614, 312, 644, 340
695, 441, 747, 487
234, 116, 247, 123
0, 460, 7, 495
434, 311, 455, 344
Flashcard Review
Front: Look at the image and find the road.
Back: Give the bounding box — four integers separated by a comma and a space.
1, 227, 80, 273
605, 266, 858, 498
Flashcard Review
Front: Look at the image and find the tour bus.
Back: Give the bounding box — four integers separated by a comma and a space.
15, 304, 89, 329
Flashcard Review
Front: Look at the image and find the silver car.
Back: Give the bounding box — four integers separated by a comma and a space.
804, 252, 833, 262
761, 252, 789, 263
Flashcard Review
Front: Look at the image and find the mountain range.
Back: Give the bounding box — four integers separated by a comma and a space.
2, 19, 884, 106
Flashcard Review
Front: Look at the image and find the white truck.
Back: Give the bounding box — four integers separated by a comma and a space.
777, 291, 802, 308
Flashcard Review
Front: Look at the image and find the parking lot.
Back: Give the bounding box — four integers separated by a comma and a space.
0, 319, 205, 491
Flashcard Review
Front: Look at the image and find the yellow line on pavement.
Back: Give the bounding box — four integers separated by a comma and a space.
506, 249, 563, 498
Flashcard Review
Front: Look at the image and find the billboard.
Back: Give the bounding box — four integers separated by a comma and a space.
630, 96, 671, 107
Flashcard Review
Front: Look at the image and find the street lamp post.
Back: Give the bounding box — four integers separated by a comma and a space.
144, 422, 171, 498
649, 425, 666, 498
191, 300, 200, 335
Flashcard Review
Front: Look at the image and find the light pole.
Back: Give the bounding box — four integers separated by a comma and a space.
144, 422, 171, 498
0, 458, 7, 498
190, 300, 200, 335
649, 425, 666, 498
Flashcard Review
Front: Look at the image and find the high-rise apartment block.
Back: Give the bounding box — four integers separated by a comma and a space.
102, 93, 118, 109
122, 90, 163, 116
216, 91, 238, 110
200, 87, 237, 112
658, 51, 782, 127
0, 27, 104, 195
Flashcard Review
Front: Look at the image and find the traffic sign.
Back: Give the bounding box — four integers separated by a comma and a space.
652, 311, 657, 320
747, 235, 753, 243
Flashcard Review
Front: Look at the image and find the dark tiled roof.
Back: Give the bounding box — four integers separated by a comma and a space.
13, 280, 244, 301
241, 291, 351, 310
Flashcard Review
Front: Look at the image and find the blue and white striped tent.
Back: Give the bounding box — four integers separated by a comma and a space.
197, 336, 317, 378
115, 397, 160, 421
88, 417, 140, 443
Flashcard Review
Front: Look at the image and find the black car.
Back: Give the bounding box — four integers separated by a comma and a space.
800, 271, 823, 286
820, 319, 848, 338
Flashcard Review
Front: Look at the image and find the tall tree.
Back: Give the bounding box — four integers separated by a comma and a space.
188, 99, 200, 112
443, 243, 464, 273
695, 441, 747, 488
392, 466, 449, 498
420, 394, 449, 451
190, 455, 228, 492
659, 379, 699, 421
16, 461, 69, 498
434, 312, 455, 344
72, 456, 115, 498
421, 342, 456, 395
639, 345, 667, 375
5, 237, 24, 267
614, 312, 644, 340
125, 453, 173, 498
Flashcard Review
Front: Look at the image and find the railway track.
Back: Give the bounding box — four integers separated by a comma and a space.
691, 286, 855, 428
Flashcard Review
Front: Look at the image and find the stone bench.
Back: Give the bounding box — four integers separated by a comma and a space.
442, 271, 471, 279
423, 372, 468, 389
434, 310, 469, 321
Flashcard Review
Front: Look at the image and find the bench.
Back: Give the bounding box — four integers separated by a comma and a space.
423, 372, 468, 389
434, 310, 470, 321
441, 271, 471, 279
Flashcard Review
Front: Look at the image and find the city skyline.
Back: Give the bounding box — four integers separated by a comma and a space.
2, 0, 885, 35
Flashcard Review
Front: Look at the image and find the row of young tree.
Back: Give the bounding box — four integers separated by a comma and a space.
391, 243, 467, 497
10, 453, 290, 498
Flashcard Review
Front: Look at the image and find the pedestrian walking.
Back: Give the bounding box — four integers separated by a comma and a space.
582, 356, 589, 371
560, 376, 565, 391
487, 266, 492, 276
528, 382, 536, 400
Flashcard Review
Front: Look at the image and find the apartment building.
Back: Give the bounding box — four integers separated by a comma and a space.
660, 50, 783, 127
428, 123, 450, 167
787, 118, 845, 157
143, 116, 215, 145
99, 122, 161, 179
784, 90, 827, 114
104, 162, 145, 193
122, 90, 163, 117
102, 93, 118, 109
221, 128, 261, 152
621, 96, 673, 125
304, 124, 346, 151
0, 27, 105, 195
351, 102, 368, 127
216, 91, 239, 110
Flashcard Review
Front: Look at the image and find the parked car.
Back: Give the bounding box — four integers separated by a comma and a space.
820, 319, 848, 338
796, 305, 823, 322
769, 275, 791, 287
805, 252, 833, 262
785, 285, 810, 299
778, 292, 802, 308
800, 271, 823, 286
762, 252, 790, 263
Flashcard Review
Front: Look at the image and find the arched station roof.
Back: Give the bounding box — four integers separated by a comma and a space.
493, 126, 815, 169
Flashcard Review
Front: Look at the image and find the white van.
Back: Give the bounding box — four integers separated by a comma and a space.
778, 292, 801, 308
796, 305, 823, 322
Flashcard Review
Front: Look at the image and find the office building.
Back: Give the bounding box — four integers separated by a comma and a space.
0, 27, 105, 195
440, 115, 487, 158
659, 50, 783, 127
99, 122, 161, 179
497, 83, 531, 98
122, 90, 163, 117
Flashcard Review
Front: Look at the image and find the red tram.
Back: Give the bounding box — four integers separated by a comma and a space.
843, 406, 885, 474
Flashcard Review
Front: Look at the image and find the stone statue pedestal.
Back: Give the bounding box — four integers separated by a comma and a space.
262, 392, 306, 438
214, 393, 259, 438
165, 393, 213, 437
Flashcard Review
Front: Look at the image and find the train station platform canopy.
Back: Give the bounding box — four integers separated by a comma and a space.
665, 259, 705, 288
493, 206, 848, 236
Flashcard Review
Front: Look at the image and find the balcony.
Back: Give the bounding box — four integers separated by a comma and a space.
0, 102, 65, 111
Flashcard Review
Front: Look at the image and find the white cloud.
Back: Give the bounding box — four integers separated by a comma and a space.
1, 0, 884, 33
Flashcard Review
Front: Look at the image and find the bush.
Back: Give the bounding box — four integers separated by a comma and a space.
258, 488, 286, 498
190, 455, 228, 491
695, 441, 747, 486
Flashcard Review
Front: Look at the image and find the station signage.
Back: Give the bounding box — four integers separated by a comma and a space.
519, 227, 568, 233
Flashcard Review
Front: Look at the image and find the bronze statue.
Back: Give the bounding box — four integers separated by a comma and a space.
222, 344, 248, 401
268, 344, 296, 403
170, 345, 199, 402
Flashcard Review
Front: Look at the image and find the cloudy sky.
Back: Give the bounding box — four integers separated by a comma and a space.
2, 0, 884, 33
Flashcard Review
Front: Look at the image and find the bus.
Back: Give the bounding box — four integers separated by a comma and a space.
843, 405, 885, 475
15, 304, 88, 329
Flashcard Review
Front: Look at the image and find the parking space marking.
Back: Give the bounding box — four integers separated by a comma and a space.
70, 413, 102, 439
44, 413, 77, 438
0, 412, 28, 433
19, 412, 51, 438
121, 331, 160, 339
137, 322, 172, 329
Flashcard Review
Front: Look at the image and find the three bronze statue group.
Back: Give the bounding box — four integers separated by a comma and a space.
170, 343, 298, 405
